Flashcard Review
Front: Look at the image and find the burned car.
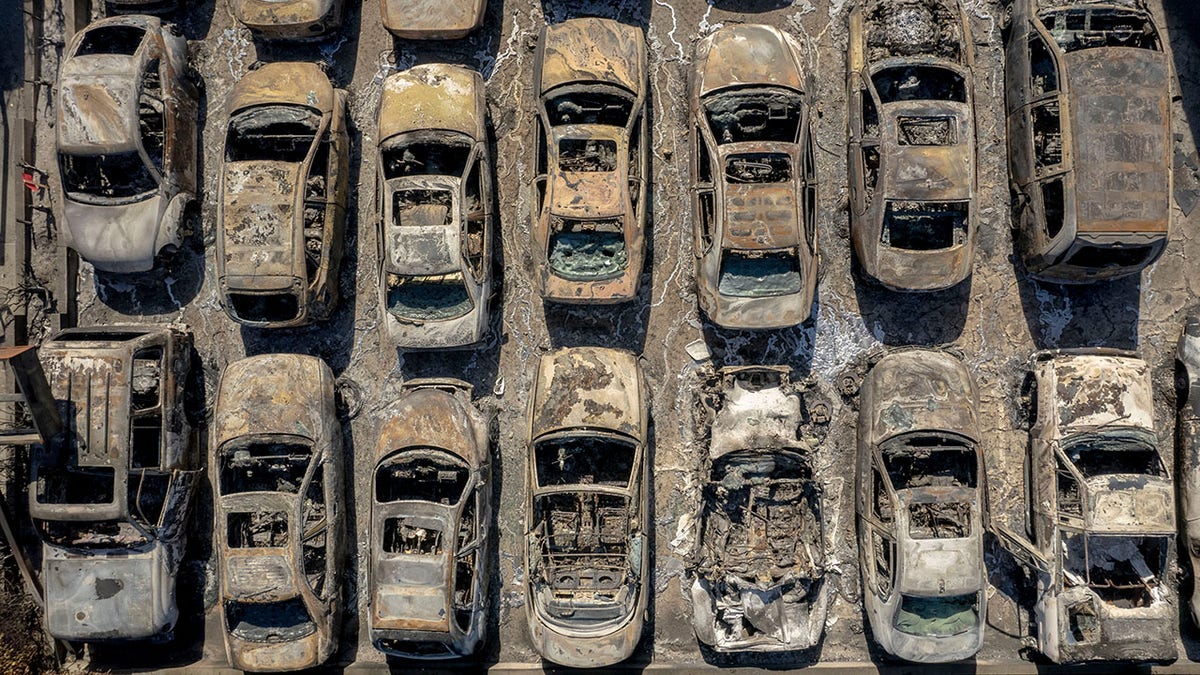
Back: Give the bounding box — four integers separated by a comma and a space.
56, 15, 198, 273
847, 0, 978, 291
369, 379, 491, 659
530, 18, 648, 304
376, 65, 494, 349
690, 25, 819, 329
231, 0, 342, 40
213, 354, 345, 672
996, 350, 1176, 663
30, 326, 198, 641
524, 347, 649, 667
381, 0, 486, 39
219, 62, 349, 328
1180, 316, 1200, 628
689, 366, 829, 652
1004, 0, 1170, 282
856, 350, 985, 662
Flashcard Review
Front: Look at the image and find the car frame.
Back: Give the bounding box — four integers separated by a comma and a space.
218, 62, 349, 328
847, 0, 978, 291
56, 15, 198, 274
368, 378, 492, 659
30, 325, 198, 641
689, 24, 819, 329
524, 347, 650, 667
1180, 316, 1200, 629
530, 18, 648, 304
995, 349, 1177, 663
212, 354, 345, 672
1003, 0, 1171, 282
375, 64, 494, 349
856, 349, 986, 662
231, 0, 343, 40
381, 0, 486, 39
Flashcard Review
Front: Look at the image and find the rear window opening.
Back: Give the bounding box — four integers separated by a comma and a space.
893, 594, 978, 637
381, 138, 471, 180
559, 139, 617, 172
882, 435, 977, 489
226, 106, 320, 163
703, 87, 805, 145
375, 451, 470, 504
897, 116, 955, 146
1062, 435, 1163, 478
219, 441, 313, 495
1064, 244, 1155, 270
1064, 534, 1167, 607
227, 511, 289, 548
535, 436, 636, 488
382, 517, 444, 555
130, 415, 162, 469
36, 467, 115, 505
871, 65, 966, 104
76, 25, 145, 56
386, 272, 474, 322
546, 88, 634, 127
228, 293, 301, 324
393, 188, 453, 228
60, 152, 156, 200
1032, 103, 1063, 170
725, 152, 792, 184
374, 639, 456, 658
225, 599, 316, 643
1042, 9, 1161, 53
881, 201, 969, 251
717, 249, 804, 298
548, 218, 627, 281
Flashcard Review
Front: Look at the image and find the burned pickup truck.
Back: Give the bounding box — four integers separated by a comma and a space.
524, 347, 649, 667
689, 366, 829, 653
856, 350, 986, 662
847, 0, 978, 291
219, 62, 349, 328
30, 326, 198, 642
1004, 0, 1170, 282
56, 16, 198, 274
369, 379, 491, 659
995, 349, 1177, 663
213, 354, 345, 671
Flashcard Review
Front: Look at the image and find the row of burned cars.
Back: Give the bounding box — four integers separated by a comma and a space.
30, 323, 1200, 667
55, 0, 1178, 342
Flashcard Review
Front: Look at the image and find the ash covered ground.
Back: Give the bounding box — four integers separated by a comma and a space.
23, 0, 1200, 669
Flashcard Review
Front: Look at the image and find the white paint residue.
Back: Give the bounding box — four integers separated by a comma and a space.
1034, 285, 1073, 346
653, 0, 684, 62
697, 2, 723, 36
812, 302, 883, 378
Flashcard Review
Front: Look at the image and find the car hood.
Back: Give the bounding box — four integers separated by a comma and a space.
1045, 353, 1155, 435
1065, 48, 1169, 235
376, 390, 487, 466
229, 62, 335, 115
213, 354, 332, 446
865, 351, 978, 446
379, 65, 483, 141
222, 160, 303, 281
694, 24, 805, 99
532, 347, 643, 440
1087, 474, 1175, 534
64, 193, 165, 273
44, 546, 173, 640
58, 60, 140, 153
539, 18, 644, 94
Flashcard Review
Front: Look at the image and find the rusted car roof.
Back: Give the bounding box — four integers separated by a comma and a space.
378, 65, 484, 142
719, 179, 802, 250
376, 383, 487, 466
538, 18, 645, 94
531, 347, 643, 440
58, 62, 141, 153
212, 354, 333, 446
693, 24, 805, 98
878, 97, 974, 203
229, 62, 335, 114
1038, 351, 1155, 435
1065, 48, 1169, 234
865, 350, 979, 446
221, 161, 303, 281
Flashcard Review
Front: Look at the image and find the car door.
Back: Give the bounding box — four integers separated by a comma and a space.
862, 456, 898, 604
462, 145, 492, 315
692, 122, 716, 259
1015, 20, 1070, 254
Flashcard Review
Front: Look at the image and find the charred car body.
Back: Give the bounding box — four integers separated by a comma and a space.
856, 350, 985, 662
381, 0, 486, 39
219, 62, 349, 328
531, 18, 648, 304
30, 326, 198, 641
213, 354, 345, 672
231, 0, 342, 40
1004, 0, 1170, 282
996, 350, 1176, 663
56, 15, 198, 274
690, 366, 829, 652
525, 347, 649, 667
369, 378, 492, 659
376, 65, 494, 349
690, 25, 819, 329
847, 0, 978, 291
1180, 316, 1200, 628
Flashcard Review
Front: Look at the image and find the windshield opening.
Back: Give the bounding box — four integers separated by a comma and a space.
76, 25, 144, 56
894, 594, 979, 637
1064, 533, 1168, 607
559, 139, 617, 172
1062, 435, 1163, 478
881, 201, 969, 251
1064, 245, 1154, 270
226, 105, 319, 163
60, 152, 156, 200
228, 293, 301, 324
546, 88, 633, 127
1042, 9, 1161, 53
872, 66, 966, 104
36, 466, 115, 505
219, 440, 313, 495
225, 599, 316, 643
386, 272, 473, 322
718, 249, 803, 298
548, 218, 627, 281
535, 435, 635, 489
704, 87, 804, 144
725, 152, 792, 184
227, 511, 289, 548
375, 450, 469, 504
382, 138, 471, 179
882, 435, 977, 489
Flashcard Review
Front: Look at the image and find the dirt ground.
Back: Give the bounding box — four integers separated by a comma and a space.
16, 0, 1200, 670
